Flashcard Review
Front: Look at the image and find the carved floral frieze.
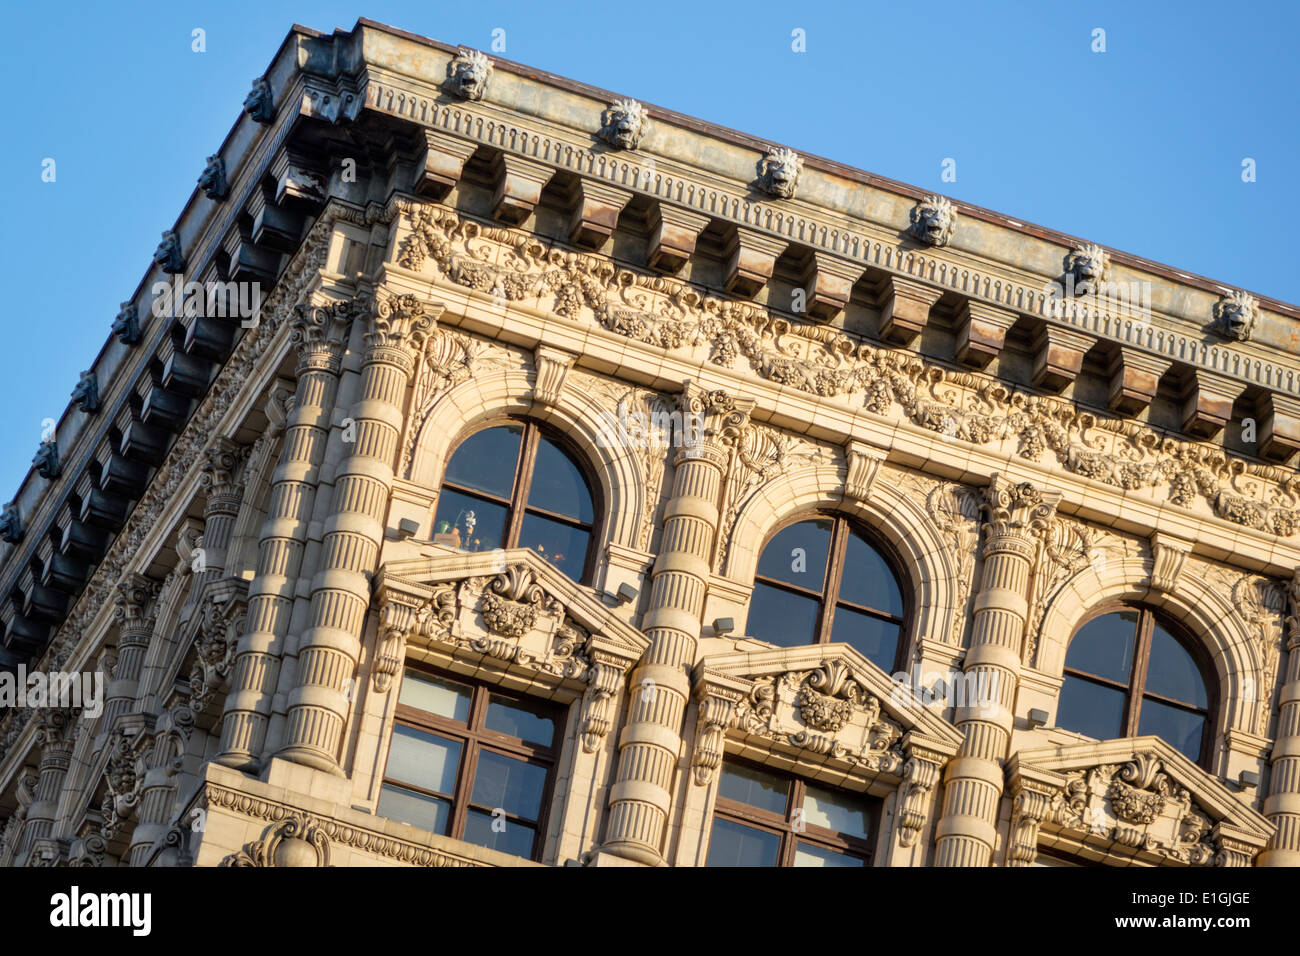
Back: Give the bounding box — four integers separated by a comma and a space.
393, 202, 1300, 541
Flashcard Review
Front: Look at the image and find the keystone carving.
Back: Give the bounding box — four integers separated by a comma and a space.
597, 98, 648, 150
757, 147, 803, 199
907, 194, 957, 247
444, 48, 492, 100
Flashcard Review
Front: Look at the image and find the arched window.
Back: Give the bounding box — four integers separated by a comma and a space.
1057, 607, 1212, 765
747, 516, 906, 673
432, 421, 597, 583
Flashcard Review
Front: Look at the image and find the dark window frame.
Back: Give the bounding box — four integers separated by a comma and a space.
381, 665, 562, 862
1060, 604, 1216, 767
750, 513, 911, 674
709, 758, 879, 866
436, 418, 601, 584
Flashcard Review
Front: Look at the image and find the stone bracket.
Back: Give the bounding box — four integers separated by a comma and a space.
568, 181, 633, 250
802, 252, 862, 322
491, 153, 554, 226
879, 276, 941, 346
1107, 346, 1171, 415
1257, 392, 1300, 464
1031, 325, 1094, 392
417, 129, 480, 200
647, 204, 710, 274
1181, 370, 1241, 440
722, 229, 788, 298
1149, 531, 1193, 593
955, 300, 1016, 370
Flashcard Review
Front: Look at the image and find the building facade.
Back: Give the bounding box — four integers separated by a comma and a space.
0, 18, 1297, 868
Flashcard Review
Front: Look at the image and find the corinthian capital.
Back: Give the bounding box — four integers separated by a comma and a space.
199, 438, 248, 514
364, 293, 444, 360
980, 475, 1061, 558
113, 573, 160, 630
676, 381, 754, 466
289, 298, 356, 373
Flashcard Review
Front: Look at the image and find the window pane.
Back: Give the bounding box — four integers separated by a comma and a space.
706, 818, 781, 866
1056, 676, 1126, 741
837, 532, 902, 617
829, 606, 900, 674
1065, 611, 1138, 683
485, 694, 556, 748
802, 783, 872, 840
747, 581, 819, 647
384, 726, 461, 796
433, 488, 507, 553
527, 436, 593, 523
793, 842, 866, 867
756, 519, 832, 591
518, 512, 590, 582
442, 425, 522, 498
717, 762, 788, 815
398, 671, 471, 722
463, 809, 537, 859
469, 751, 547, 821
377, 784, 451, 834
1144, 625, 1207, 708
1138, 699, 1206, 763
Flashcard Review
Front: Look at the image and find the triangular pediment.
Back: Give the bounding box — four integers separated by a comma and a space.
694, 644, 963, 786
375, 547, 650, 669
1009, 736, 1274, 865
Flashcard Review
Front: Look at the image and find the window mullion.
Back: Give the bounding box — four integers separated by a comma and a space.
505, 424, 539, 548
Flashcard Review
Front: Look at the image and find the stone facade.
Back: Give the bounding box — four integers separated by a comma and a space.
0, 19, 1297, 868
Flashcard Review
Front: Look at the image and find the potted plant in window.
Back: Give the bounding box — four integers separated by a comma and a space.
433, 518, 461, 548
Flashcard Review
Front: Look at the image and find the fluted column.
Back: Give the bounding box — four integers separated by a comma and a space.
128, 704, 195, 866
934, 476, 1059, 867
193, 438, 247, 584
277, 294, 438, 773
602, 384, 752, 865
1260, 569, 1300, 866
19, 708, 76, 862
216, 301, 353, 769
100, 575, 161, 734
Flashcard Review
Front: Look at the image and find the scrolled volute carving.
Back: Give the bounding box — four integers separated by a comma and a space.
221, 815, 331, 867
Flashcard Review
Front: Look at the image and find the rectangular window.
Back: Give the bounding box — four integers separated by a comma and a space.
377, 668, 560, 862
706, 760, 879, 866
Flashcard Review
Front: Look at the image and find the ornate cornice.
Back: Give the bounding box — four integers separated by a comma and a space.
393, 202, 1300, 542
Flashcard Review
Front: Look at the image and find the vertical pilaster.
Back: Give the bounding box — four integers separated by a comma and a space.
1260, 569, 1300, 866
128, 704, 195, 866
934, 476, 1059, 867
276, 294, 438, 773
216, 300, 353, 770
19, 708, 76, 862
101, 575, 160, 734
601, 384, 752, 865
194, 438, 247, 584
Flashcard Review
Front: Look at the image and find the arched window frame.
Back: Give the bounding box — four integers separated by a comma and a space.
1059, 603, 1218, 768
748, 511, 913, 675
434, 417, 603, 586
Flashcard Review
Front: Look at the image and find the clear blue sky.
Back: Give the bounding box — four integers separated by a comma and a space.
1, 0, 1296, 503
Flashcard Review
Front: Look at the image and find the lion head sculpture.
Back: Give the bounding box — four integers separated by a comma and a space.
197, 154, 228, 200
598, 98, 648, 150
154, 230, 185, 274
1212, 290, 1258, 342
243, 77, 274, 124
444, 48, 492, 101
907, 194, 958, 247
1062, 242, 1109, 296
757, 147, 803, 199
